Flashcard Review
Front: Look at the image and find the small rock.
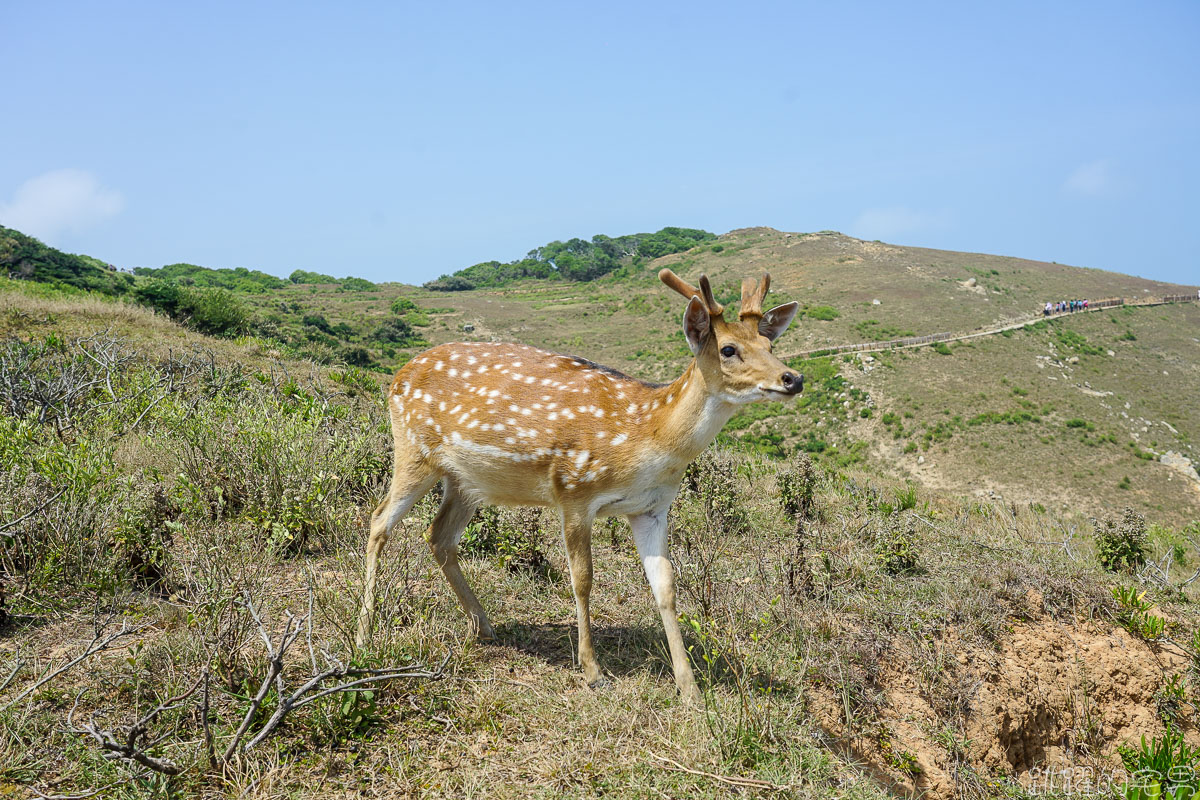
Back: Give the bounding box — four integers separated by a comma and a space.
1107, 349, 1115, 356
872, 298, 881, 305
917, 455, 925, 465
965, 277, 977, 287
1067, 356, 1079, 364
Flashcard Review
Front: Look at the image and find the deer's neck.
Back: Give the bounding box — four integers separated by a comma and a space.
647, 361, 737, 464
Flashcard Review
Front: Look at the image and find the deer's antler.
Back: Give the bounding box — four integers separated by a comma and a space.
659, 269, 724, 316
738, 273, 771, 321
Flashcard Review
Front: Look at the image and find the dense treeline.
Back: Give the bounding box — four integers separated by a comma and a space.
424, 226, 715, 290
0, 225, 134, 295
134, 262, 287, 293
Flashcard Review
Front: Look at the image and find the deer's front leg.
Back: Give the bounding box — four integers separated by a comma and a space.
628, 508, 700, 703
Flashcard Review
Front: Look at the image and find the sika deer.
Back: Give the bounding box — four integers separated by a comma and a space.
356, 269, 802, 700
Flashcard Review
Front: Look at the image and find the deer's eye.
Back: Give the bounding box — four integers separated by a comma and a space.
720, 345, 737, 358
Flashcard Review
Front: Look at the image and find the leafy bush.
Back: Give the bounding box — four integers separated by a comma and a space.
341, 346, 374, 368
339, 276, 377, 292
874, 513, 920, 575
778, 453, 819, 520
1093, 507, 1149, 572
289, 269, 340, 284
805, 305, 839, 321
372, 317, 415, 345
931, 342, 952, 356
177, 287, 253, 337
683, 449, 749, 536
460, 506, 551, 576
390, 296, 419, 314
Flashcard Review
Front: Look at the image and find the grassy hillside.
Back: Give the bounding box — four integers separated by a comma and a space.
0, 283, 1197, 799
1, 228, 1198, 798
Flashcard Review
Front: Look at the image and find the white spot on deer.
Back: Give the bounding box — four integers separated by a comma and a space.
562, 409, 576, 420
449, 404, 462, 414
574, 450, 589, 469
435, 361, 444, 371
451, 431, 463, 443
627, 403, 637, 414
468, 419, 480, 429
480, 423, 491, 431
610, 433, 628, 446
494, 423, 505, 431
506, 418, 516, 425
667, 394, 674, 404
488, 389, 500, 398
413, 389, 423, 400
593, 408, 604, 418
458, 413, 470, 424
505, 437, 516, 444
421, 394, 433, 404
521, 408, 532, 416
477, 365, 489, 373
439, 401, 446, 411
512, 361, 522, 368
541, 378, 552, 386
548, 412, 558, 421
467, 356, 477, 365
401, 382, 411, 397
448, 368, 458, 378
565, 482, 576, 490
461, 371, 472, 378
596, 431, 607, 439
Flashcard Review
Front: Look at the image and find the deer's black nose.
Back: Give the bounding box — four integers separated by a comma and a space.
782, 371, 804, 394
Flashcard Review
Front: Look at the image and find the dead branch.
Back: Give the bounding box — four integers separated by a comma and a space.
0, 487, 67, 534
223, 591, 448, 758
67, 676, 204, 776
0, 616, 148, 711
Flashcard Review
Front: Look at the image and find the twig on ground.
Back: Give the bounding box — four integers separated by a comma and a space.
67, 675, 205, 775
648, 752, 795, 792
0, 616, 148, 711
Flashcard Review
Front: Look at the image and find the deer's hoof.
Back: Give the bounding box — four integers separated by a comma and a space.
587, 676, 613, 690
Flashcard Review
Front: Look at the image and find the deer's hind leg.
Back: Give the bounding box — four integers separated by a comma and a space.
356, 445, 439, 648
427, 479, 495, 640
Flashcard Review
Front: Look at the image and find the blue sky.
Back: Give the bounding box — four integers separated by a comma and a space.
3, 1, 1198, 286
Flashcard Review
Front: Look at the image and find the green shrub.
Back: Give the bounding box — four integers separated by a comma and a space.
1093, 507, 1148, 572
874, 513, 920, 575
177, 287, 252, 337
805, 305, 839, 321
931, 342, 952, 355
289, 269, 339, 284
778, 453, 819, 520
341, 346, 374, 368
460, 506, 551, 576
1065, 418, 1093, 429
372, 317, 415, 344
339, 276, 377, 292
390, 296, 419, 314
683, 449, 749, 535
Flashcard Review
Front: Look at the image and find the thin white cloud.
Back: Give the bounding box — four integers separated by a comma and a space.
1062, 159, 1113, 196
0, 169, 124, 238
852, 206, 948, 240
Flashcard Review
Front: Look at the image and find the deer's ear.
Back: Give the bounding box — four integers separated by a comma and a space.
759, 301, 799, 342
683, 295, 711, 354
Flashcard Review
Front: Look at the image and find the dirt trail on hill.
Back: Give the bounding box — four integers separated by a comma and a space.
778, 295, 1198, 361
